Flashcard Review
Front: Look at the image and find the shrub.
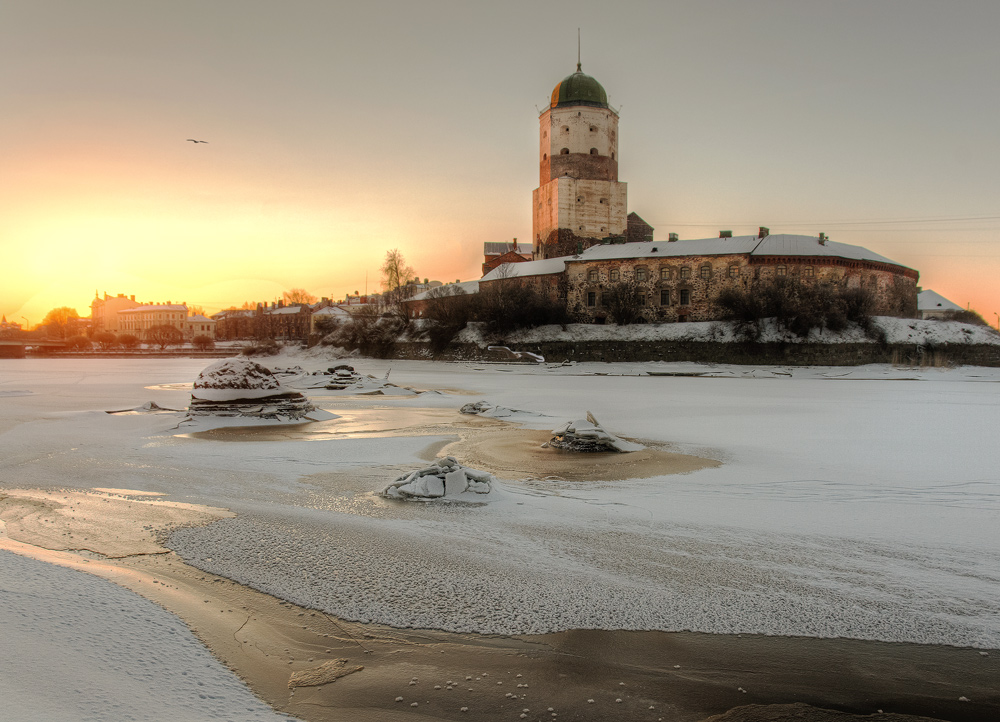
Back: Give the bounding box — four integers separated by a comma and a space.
477, 270, 568, 336
65, 335, 92, 351
325, 305, 405, 358
146, 324, 184, 350
192, 334, 215, 351
423, 286, 479, 352
241, 339, 282, 356
92, 331, 117, 350
118, 334, 140, 350
938, 309, 991, 327
716, 278, 879, 340
601, 280, 645, 325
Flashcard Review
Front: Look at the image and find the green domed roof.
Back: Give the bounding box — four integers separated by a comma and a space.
550, 65, 609, 109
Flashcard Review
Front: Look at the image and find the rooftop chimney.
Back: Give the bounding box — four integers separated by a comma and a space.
668, 232, 679, 242
758, 226, 769, 239
719, 230, 732, 238
818, 233, 828, 245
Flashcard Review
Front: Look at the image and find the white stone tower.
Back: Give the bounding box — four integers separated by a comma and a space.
532, 64, 627, 259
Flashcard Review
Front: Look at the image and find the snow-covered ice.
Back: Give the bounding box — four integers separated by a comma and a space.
0, 550, 293, 721
2, 355, 999, 658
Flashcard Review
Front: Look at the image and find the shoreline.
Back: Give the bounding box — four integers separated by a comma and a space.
1, 487, 996, 722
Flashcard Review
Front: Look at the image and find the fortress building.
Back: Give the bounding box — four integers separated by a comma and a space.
533, 64, 628, 259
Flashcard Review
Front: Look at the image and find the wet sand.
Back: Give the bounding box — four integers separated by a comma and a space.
1, 487, 996, 722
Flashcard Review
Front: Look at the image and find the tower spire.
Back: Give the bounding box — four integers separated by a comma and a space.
577, 28, 581, 71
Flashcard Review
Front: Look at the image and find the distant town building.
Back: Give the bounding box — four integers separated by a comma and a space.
185, 314, 217, 339
483, 239, 532, 276
117, 303, 188, 338
90, 292, 140, 334
917, 289, 963, 320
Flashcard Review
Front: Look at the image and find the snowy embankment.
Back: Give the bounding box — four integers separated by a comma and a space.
0, 551, 293, 721
452, 317, 1000, 346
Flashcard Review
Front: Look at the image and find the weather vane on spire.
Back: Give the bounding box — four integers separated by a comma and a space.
577, 28, 582, 71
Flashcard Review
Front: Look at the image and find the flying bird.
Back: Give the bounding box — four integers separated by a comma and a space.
186, 139, 208, 143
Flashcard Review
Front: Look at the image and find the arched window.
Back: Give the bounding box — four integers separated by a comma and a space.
636, 267, 648, 282
679, 266, 691, 279
660, 267, 671, 280
587, 269, 598, 282
560, 148, 569, 155
542, 153, 547, 160
590, 148, 598, 155
610, 269, 619, 281
700, 264, 712, 280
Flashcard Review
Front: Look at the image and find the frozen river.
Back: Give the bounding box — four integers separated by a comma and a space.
2, 357, 999, 650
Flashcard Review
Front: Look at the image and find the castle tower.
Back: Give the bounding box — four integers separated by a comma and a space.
532, 64, 627, 259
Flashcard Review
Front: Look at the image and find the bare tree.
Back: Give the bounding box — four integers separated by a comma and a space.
381, 249, 415, 298
146, 324, 184, 350
602, 280, 645, 325
282, 288, 317, 305
41, 306, 80, 339
187, 305, 207, 317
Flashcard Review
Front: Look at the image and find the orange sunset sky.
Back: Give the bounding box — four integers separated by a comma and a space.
3, 1, 1000, 327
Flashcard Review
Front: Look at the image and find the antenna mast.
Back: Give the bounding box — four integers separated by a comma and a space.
577, 28, 581, 71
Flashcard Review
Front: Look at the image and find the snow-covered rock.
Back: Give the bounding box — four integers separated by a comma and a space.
381, 456, 495, 500
547, 412, 645, 453
189, 358, 330, 421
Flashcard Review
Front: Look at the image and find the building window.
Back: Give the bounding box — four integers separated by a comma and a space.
587, 269, 598, 282
609, 269, 619, 282
776, 265, 787, 276
660, 289, 669, 305
611, 152, 615, 159
543, 153, 547, 160
660, 267, 671, 280
599, 198, 608, 204
562, 126, 569, 133
728, 265, 739, 278
804, 266, 815, 278
560, 147, 569, 155
587, 292, 596, 307
679, 266, 691, 279
590, 148, 598, 155
636, 267, 647, 281
638, 293, 647, 306
579, 226, 585, 230
680, 289, 690, 305
700, 264, 712, 280
577, 196, 584, 203
589, 125, 597, 132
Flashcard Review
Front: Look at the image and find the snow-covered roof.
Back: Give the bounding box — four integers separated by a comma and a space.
577, 236, 761, 261
312, 306, 351, 317
119, 304, 187, 314
186, 314, 214, 323
918, 289, 963, 312
572, 234, 910, 269
484, 241, 531, 257
264, 305, 309, 315
481, 259, 566, 281
409, 280, 481, 301
752, 234, 902, 266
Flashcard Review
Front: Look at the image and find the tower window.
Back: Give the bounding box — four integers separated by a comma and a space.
576, 196, 584, 203
579, 226, 585, 231
560, 148, 569, 155
562, 126, 569, 132
611, 152, 615, 160
590, 148, 598, 155
589, 126, 597, 132
543, 153, 547, 160
599, 198, 608, 204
